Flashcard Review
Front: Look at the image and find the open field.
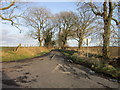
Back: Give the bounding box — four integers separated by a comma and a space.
0, 47, 52, 62
0, 46, 119, 62
67, 46, 120, 58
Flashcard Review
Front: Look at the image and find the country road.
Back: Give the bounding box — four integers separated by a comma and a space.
2, 50, 120, 88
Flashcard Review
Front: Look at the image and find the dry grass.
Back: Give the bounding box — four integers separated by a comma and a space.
1, 47, 51, 62
60, 49, 120, 79
67, 46, 119, 58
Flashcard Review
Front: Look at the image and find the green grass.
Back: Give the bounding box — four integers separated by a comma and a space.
1, 49, 51, 62
59, 49, 120, 80
2, 53, 33, 62
35, 50, 51, 57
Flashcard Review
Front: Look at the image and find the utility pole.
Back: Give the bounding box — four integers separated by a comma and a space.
86, 39, 88, 57
84, 38, 91, 57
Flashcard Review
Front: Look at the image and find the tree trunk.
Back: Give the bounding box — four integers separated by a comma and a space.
38, 29, 42, 47
58, 29, 62, 48
78, 37, 83, 49
102, 1, 113, 59
62, 35, 67, 49
102, 21, 111, 59
38, 39, 42, 47
38, 36, 42, 47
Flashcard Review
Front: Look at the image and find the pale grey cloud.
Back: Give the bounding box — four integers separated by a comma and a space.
68, 40, 78, 47
1, 27, 38, 47
0, 23, 79, 47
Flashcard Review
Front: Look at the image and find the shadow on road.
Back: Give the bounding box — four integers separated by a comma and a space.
2, 72, 20, 88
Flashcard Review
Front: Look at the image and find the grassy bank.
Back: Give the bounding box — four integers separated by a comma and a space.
59, 49, 120, 80
66, 46, 119, 58
1, 47, 51, 62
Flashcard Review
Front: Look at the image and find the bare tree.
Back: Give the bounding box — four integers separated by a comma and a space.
80, 1, 120, 59
24, 7, 51, 47
74, 7, 97, 49
55, 11, 76, 49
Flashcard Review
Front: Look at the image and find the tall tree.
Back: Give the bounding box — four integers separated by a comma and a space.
24, 7, 51, 47
43, 25, 55, 48
82, 1, 120, 59
55, 11, 76, 49
74, 7, 97, 49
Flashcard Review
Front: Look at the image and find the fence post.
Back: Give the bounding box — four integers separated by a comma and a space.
14, 43, 21, 51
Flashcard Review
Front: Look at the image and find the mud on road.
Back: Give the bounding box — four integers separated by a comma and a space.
2, 50, 120, 88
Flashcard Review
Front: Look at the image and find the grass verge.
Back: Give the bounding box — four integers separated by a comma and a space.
1, 47, 51, 62
35, 50, 50, 57
59, 49, 120, 80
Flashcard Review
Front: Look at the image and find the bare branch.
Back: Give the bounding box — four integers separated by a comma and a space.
0, 15, 14, 25
88, 3, 103, 17
112, 18, 120, 25
113, 2, 120, 9
0, 1, 15, 10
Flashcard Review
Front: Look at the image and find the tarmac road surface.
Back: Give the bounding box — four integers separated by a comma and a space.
2, 50, 120, 88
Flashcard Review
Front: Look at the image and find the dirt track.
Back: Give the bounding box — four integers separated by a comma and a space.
2, 50, 120, 88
